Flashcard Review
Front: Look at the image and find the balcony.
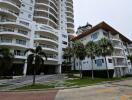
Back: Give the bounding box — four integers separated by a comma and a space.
0, 38, 28, 48
0, 0, 21, 10
14, 50, 26, 59
39, 44, 58, 53
0, 27, 30, 39
34, 35, 58, 45
0, 8, 18, 18
113, 58, 128, 67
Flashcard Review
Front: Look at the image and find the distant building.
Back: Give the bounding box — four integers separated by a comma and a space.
72, 21, 132, 77
76, 22, 92, 35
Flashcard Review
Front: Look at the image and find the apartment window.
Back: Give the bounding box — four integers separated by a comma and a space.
29, 7, 32, 11
62, 34, 67, 38
20, 12, 23, 14
22, 4, 25, 7
95, 59, 103, 67
20, 21, 29, 26
28, 14, 31, 18
108, 59, 112, 63
103, 32, 108, 37
62, 41, 67, 45
16, 39, 26, 45
91, 32, 99, 40
30, 0, 33, 3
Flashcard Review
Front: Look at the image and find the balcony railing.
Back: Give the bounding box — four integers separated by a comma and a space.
0, 8, 19, 16
0, 39, 27, 46
0, 18, 16, 22
0, 0, 21, 8
39, 44, 58, 50
0, 28, 29, 36
114, 63, 127, 66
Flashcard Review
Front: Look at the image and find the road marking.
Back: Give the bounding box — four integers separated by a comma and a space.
120, 96, 128, 100
96, 88, 115, 93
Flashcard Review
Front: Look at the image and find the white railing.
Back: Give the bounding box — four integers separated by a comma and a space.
0, 8, 19, 16
39, 44, 58, 50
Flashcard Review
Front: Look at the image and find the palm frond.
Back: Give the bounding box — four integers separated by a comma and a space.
27, 54, 34, 65
35, 46, 42, 53
38, 51, 47, 60
24, 48, 35, 55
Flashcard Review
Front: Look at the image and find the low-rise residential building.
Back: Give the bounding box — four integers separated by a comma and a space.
72, 21, 132, 77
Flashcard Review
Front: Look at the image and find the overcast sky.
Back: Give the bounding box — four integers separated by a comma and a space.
73, 0, 132, 40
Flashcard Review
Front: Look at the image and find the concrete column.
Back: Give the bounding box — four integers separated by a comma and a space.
57, 64, 62, 74
23, 60, 27, 76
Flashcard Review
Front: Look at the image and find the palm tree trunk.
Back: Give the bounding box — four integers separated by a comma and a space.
33, 58, 36, 85
73, 55, 76, 70
91, 59, 94, 80
79, 60, 82, 78
104, 56, 110, 78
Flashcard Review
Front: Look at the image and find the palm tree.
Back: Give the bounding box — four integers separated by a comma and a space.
63, 46, 73, 64
128, 55, 132, 69
74, 41, 86, 78
0, 47, 14, 76
85, 41, 98, 79
72, 41, 80, 71
98, 38, 114, 78
25, 46, 47, 85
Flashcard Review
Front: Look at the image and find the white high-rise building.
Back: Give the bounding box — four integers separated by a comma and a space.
0, 0, 74, 75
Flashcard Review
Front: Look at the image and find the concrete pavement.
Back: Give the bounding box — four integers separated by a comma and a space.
55, 79, 132, 100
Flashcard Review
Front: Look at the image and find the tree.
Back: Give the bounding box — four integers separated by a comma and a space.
85, 41, 98, 79
128, 55, 132, 69
71, 41, 78, 71
0, 47, 14, 76
25, 46, 47, 85
63, 46, 73, 64
98, 38, 114, 78
73, 41, 86, 78
63, 46, 73, 73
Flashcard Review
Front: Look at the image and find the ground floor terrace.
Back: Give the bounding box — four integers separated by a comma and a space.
2, 58, 63, 76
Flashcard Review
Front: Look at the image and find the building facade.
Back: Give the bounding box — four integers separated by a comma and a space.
0, 0, 74, 75
73, 22, 132, 77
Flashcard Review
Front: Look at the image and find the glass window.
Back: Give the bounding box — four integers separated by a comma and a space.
91, 32, 99, 40
108, 59, 112, 63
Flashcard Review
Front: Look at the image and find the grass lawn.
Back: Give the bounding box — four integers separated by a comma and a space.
65, 77, 124, 87
15, 84, 55, 90
14, 77, 130, 90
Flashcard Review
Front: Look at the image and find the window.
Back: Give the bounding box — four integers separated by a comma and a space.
62, 34, 67, 38
22, 4, 25, 7
16, 39, 26, 45
95, 59, 103, 67
108, 59, 112, 63
62, 41, 67, 45
91, 32, 99, 40
20, 21, 29, 26
103, 32, 108, 37
30, 0, 33, 3
29, 7, 32, 11
28, 14, 31, 18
